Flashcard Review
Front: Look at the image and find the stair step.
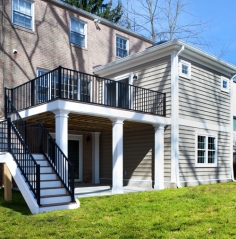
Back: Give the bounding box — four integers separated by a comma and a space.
41, 195, 71, 204
40, 187, 67, 196
40, 166, 53, 173
39, 201, 78, 213
40, 180, 61, 188
35, 160, 49, 167
33, 154, 45, 160
40, 173, 57, 180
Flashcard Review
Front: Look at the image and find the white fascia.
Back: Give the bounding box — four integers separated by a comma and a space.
230, 74, 236, 181
170, 51, 179, 186
18, 99, 171, 126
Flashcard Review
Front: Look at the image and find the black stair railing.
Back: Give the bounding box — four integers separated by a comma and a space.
2, 93, 41, 205
26, 122, 75, 202
4, 90, 75, 203
5, 66, 166, 116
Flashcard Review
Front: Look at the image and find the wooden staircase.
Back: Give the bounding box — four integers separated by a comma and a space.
33, 154, 79, 213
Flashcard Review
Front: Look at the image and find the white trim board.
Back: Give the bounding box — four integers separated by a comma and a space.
18, 99, 171, 126
179, 118, 230, 133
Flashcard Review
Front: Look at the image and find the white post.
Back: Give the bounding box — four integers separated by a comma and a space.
112, 118, 124, 194
154, 125, 165, 190
53, 110, 70, 157
53, 109, 70, 181
92, 132, 100, 184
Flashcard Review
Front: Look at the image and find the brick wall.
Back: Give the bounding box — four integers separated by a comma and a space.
1, 0, 152, 89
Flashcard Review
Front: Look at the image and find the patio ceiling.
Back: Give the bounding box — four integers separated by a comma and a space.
24, 112, 151, 132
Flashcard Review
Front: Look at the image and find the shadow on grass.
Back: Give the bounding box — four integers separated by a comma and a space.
0, 189, 32, 215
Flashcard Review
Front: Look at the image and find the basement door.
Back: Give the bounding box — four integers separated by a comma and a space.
50, 133, 83, 182
67, 135, 83, 182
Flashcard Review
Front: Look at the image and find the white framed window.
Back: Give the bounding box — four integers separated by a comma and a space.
221, 76, 229, 93
179, 60, 191, 79
12, 0, 34, 30
116, 35, 129, 58
195, 132, 217, 167
70, 18, 87, 48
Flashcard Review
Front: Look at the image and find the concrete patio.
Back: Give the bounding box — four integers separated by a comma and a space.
74, 184, 153, 198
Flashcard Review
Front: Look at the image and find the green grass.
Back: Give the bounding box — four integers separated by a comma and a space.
1, 183, 236, 238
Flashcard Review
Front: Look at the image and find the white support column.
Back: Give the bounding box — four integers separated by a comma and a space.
92, 132, 100, 184
112, 118, 124, 194
153, 125, 165, 190
53, 110, 70, 157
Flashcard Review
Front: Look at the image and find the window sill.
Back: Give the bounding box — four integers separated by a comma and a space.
12, 24, 35, 34
70, 43, 88, 51
179, 74, 191, 80
195, 164, 217, 168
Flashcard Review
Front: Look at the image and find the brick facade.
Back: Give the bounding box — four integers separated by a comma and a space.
0, 0, 152, 184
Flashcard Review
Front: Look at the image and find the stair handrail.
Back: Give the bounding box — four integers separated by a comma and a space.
5, 90, 75, 203
4, 93, 41, 205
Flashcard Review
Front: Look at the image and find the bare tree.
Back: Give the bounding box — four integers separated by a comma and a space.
120, 0, 210, 45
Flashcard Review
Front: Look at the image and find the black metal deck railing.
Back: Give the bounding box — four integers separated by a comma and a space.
5, 66, 166, 116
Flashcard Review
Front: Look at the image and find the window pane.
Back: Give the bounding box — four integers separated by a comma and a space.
13, 0, 19, 11
208, 151, 215, 163
25, 2, 31, 15
208, 137, 215, 150
71, 32, 85, 47
116, 36, 127, 58
198, 150, 206, 163
223, 80, 227, 89
198, 135, 206, 149
233, 118, 236, 131
182, 64, 188, 74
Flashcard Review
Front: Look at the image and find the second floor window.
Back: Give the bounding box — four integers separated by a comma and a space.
70, 18, 86, 47
116, 36, 128, 58
12, 0, 33, 30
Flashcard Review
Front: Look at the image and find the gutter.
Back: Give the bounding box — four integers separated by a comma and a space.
230, 74, 236, 182
1, 0, 5, 104
48, 0, 154, 44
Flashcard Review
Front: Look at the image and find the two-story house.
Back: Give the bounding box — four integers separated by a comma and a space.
0, 0, 153, 194
1, 0, 236, 214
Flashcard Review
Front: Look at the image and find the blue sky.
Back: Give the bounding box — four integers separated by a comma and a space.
112, 0, 236, 65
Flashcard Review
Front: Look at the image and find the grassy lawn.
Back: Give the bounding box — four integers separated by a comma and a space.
1, 183, 236, 238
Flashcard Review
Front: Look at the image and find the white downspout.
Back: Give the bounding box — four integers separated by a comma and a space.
230, 74, 236, 182
171, 45, 184, 188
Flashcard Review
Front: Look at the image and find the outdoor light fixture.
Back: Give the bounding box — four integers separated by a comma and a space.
13, 49, 17, 54
133, 74, 138, 81
94, 18, 101, 23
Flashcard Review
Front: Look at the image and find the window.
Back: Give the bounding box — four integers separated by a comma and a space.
37, 69, 50, 103
221, 76, 229, 93
179, 60, 191, 79
12, 0, 33, 30
70, 18, 86, 48
233, 117, 236, 131
195, 133, 217, 167
116, 35, 128, 58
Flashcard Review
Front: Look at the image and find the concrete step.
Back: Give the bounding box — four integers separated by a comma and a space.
40, 195, 71, 205
40, 180, 61, 188
40, 187, 67, 196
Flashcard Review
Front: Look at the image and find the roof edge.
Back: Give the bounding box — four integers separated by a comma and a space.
94, 39, 236, 76
48, 0, 154, 44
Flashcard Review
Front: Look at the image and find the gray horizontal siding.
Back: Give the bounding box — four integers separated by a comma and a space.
104, 57, 171, 118
179, 58, 230, 125
100, 125, 172, 183
178, 125, 231, 182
